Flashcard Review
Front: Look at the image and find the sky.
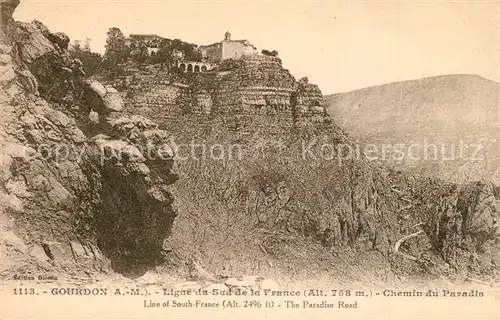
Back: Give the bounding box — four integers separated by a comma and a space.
14, 0, 500, 94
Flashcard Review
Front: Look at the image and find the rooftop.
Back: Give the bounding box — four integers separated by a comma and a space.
129, 34, 165, 40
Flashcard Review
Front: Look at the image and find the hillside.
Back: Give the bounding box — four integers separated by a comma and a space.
326, 75, 500, 183
1, 0, 499, 289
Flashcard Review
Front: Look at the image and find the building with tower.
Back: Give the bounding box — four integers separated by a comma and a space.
198, 31, 258, 63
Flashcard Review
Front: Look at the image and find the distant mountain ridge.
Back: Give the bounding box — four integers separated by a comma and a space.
326, 74, 500, 183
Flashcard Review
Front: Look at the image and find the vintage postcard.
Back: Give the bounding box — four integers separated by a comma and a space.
1, 0, 499, 319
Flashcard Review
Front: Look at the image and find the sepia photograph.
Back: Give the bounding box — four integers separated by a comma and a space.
1, 0, 499, 319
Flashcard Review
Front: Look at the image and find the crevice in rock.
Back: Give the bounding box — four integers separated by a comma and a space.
95, 167, 176, 278
41, 242, 54, 260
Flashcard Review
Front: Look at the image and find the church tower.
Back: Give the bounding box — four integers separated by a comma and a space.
224, 31, 231, 41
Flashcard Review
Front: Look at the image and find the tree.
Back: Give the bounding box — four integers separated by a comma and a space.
103, 27, 128, 70
70, 40, 82, 54
170, 39, 202, 62
186, 49, 203, 62
151, 46, 172, 69
69, 38, 103, 76
83, 38, 92, 52
130, 41, 149, 64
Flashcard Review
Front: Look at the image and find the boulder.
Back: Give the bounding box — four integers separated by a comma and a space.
139, 129, 174, 160
14, 21, 82, 103
41, 241, 73, 264
83, 80, 124, 115
310, 105, 325, 114
298, 77, 309, 84
102, 90, 124, 112
48, 32, 70, 49
85, 79, 107, 97
15, 21, 55, 64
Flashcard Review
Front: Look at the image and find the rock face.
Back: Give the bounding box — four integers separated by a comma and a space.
14, 20, 87, 105
15, 21, 55, 64
0, 0, 20, 43
0, 44, 16, 88
109, 55, 328, 128
206, 56, 296, 115
295, 77, 326, 115
1, 9, 177, 279
189, 56, 327, 121
433, 181, 500, 274
104, 64, 184, 121
165, 113, 500, 282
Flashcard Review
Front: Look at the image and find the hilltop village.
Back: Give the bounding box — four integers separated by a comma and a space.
102, 31, 327, 124
126, 31, 266, 72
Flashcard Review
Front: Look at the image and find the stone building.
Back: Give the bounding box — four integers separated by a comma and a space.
198, 31, 258, 63
129, 34, 164, 42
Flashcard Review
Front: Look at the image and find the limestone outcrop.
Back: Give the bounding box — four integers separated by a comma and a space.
103, 64, 184, 121
107, 55, 328, 127
0, 0, 19, 43
1, 8, 177, 279
190, 56, 328, 120
432, 180, 500, 273
207, 56, 296, 115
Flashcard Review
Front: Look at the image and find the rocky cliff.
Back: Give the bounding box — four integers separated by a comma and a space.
197, 56, 326, 117
0, 0, 19, 43
107, 55, 328, 128
1, 1, 177, 280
